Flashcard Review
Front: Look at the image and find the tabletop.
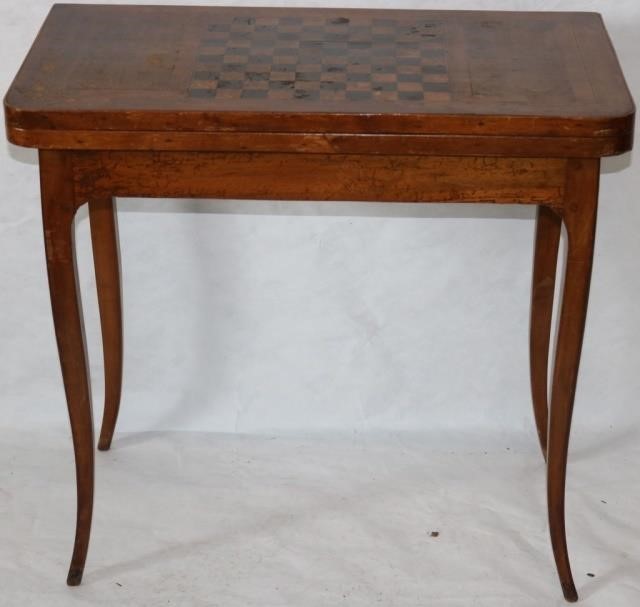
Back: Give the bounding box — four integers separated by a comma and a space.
3, 4, 635, 149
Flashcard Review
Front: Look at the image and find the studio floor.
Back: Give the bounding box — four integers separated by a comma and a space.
1, 428, 639, 606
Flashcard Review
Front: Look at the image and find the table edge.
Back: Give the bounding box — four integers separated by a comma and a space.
4, 103, 635, 158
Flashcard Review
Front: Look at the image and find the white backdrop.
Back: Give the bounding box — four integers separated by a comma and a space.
2, 2, 640, 605
1, 0, 638, 439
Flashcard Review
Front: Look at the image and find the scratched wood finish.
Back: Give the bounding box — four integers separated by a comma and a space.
3, 4, 636, 602
4, 5, 635, 156
71, 152, 566, 205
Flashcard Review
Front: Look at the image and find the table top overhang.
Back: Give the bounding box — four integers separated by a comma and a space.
4, 4, 635, 155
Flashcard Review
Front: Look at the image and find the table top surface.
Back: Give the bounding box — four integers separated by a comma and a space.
3, 4, 635, 143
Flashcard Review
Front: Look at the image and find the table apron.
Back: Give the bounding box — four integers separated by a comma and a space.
70, 151, 567, 206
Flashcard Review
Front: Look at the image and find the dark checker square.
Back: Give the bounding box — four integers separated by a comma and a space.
241, 89, 268, 99
248, 55, 271, 64
297, 72, 321, 82
373, 65, 396, 74
189, 88, 215, 98
396, 56, 421, 66
422, 64, 448, 75
347, 73, 371, 83
321, 81, 347, 92
246, 71, 269, 81
399, 91, 424, 101
424, 82, 450, 92
398, 73, 422, 83
197, 54, 223, 64
294, 89, 320, 100
347, 90, 373, 100
373, 83, 397, 92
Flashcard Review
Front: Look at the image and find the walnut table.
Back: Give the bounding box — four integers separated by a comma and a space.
3, 5, 635, 601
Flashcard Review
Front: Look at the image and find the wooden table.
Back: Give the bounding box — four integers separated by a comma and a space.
4, 4, 635, 601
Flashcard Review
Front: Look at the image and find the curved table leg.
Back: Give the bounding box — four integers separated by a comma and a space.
89, 197, 123, 451
530, 205, 561, 460
40, 151, 95, 586
548, 159, 599, 603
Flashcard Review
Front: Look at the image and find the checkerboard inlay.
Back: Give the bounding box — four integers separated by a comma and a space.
187, 15, 451, 103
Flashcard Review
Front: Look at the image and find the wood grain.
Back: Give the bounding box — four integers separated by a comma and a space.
4, 3, 635, 601
4, 5, 635, 156
39, 150, 94, 586
88, 197, 123, 452
8, 129, 632, 158
547, 158, 600, 603
71, 151, 567, 205
530, 205, 561, 459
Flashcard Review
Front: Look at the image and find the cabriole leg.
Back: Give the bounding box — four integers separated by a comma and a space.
89, 197, 123, 451
40, 150, 95, 586
530, 204, 561, 459
548, 158, 600, 603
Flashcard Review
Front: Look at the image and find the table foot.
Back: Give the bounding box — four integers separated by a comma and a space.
561, 581, 579, 603
67, 567, 84, 586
